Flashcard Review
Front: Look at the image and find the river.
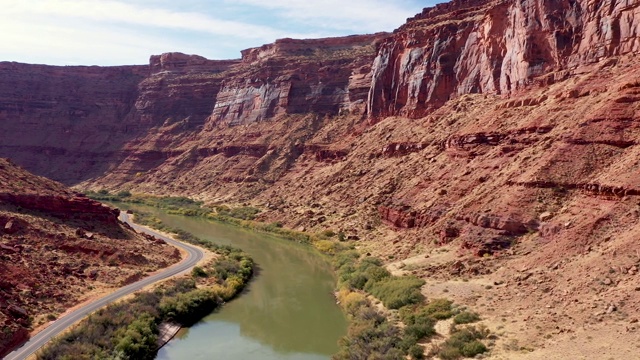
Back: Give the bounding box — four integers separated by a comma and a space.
120, 205, 347, 360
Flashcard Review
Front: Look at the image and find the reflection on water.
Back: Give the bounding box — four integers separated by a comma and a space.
120, 206, 346, 360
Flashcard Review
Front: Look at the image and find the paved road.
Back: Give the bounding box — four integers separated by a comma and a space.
5, 212, 204, 360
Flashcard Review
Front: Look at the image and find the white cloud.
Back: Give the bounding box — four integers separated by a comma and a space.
0, 0, 427, 65
0, 16, 185, 65
226, 0, 419, 33
3, 0, 298, 41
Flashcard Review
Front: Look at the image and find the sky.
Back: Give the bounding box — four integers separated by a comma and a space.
0, 0, 435, 66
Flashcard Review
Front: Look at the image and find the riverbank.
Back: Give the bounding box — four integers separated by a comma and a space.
122, 202, 348, 359
86, 191, 343, 247
93, 193, 491, 359
36, 214, 254, 360
148, 197, 490, 358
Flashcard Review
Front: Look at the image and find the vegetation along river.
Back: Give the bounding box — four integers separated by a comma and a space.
121, 205, 348, 360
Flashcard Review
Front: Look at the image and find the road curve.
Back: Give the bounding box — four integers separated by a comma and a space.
5, 212, 204, 360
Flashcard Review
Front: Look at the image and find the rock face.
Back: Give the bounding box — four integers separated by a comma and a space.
210, 35, 385, 126
368, 0, 640, 118
0, 62, 148, 183
2, 1, 639, 188
0, 34, 385, 184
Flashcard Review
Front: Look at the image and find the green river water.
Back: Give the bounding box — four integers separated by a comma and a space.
121, 206, 347, 360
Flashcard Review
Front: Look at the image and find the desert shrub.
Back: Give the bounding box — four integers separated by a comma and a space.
334, 306, 404, 360
341, 291, 368, 316
423, 298, 455, 320
453, 311, 480, 324
346, 272, 369, 290
159, 289, 220, 326
359, 256, 384, 268
461, 340, 487, 357
320, 229, 336, 238
162, 279, 195, 297
155, 196, 202, 209
336, 255, 393, 291
113, 313, 158, 360
366, 276, 425, 309
211, 258, 241, 281
401, 311, 437, 342
437, 325, 489, 359
191, 266, 208, 278
408, 344, 425, 359
333, 250, 359, 269
438, 346, 463, 360
117, 190, 131, 198
215, 206, 260, 220
363, 265, 391, 283
314, 239, 341, 255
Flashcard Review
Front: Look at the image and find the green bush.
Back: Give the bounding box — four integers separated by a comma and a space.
438, 346, 462, 360
114, 313, 158, 360
461, 340, 487, 357
155, 196, 203, 209
159, 289, 220, 326
453, 311, 480, 324
402, 312, 436, 342
366, 276, 425, 309
334, 306, 404, 360
215, 205, 261, 220
437, 326, 489, 359
191, 266, 208, 278
117, 190, 132, 198
423, 298, 455, 320
211, 258, 241, 281
320, 229, 336, 238
333, 250, 359, 269
409, 344, 425, 359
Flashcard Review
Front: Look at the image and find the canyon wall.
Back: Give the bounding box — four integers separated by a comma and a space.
0, 34, 384, 184
0, 0, 639, 247
368, 0, 640, 118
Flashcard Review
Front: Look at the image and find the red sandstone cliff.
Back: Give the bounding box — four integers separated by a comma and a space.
368, 0, 640, 118
0, 34, 385, 185
209, 35, 385, 125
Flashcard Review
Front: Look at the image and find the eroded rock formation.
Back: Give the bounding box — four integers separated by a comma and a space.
368, 0, 640, 118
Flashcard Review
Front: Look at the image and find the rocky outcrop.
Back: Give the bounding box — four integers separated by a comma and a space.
378, 205, 448, 229
0, 193, 119, 224
210, 34, 386, 126
380, 142, 428, 157
368, 0, 640, 119
506, 180, 640, 198
0, 1, 639, 255
455, 212, 530, 235
443, 125, 553, 157
149, 52, 239, 72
